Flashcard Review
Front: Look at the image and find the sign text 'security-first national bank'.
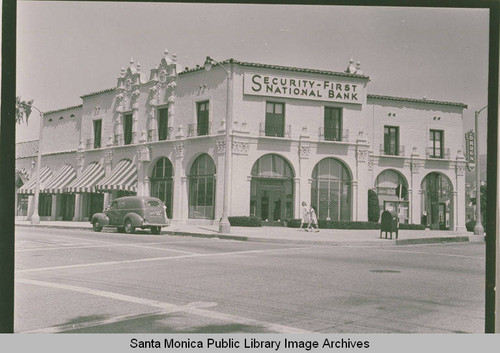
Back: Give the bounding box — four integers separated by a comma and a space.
243, 73, 363, 104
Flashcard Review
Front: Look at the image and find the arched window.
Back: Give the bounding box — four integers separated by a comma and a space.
375, 170, 409, 223
150, 157, 174, 218
421, 172, 453, 230
250, 154, 294, 223
189, 154, 216, 219
311, 158, 351, 221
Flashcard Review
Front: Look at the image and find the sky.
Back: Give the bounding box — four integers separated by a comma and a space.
16, 2, 490, 154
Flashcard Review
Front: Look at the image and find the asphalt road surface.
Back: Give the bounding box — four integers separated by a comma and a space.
15, 226, 485, 333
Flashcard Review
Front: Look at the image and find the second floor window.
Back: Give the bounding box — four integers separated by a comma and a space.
93, 119, 102, 149
429, 129, 444, 158
265, 102, 285, 137
123, 113, 133, 145
384, 126, 399, 155
197, 101, 209, 136
324, 107, 342, 141
158, 107, 169, 141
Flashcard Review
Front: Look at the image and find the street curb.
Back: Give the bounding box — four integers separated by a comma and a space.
16, 224, 483, 247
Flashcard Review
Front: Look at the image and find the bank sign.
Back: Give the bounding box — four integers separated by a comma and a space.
465, 130, 475, 171
243, 73, 363, 104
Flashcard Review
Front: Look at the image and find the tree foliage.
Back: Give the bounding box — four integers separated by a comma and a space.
368, 189, 381, 222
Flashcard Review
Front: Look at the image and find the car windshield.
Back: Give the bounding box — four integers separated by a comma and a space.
146, 200, 160, 207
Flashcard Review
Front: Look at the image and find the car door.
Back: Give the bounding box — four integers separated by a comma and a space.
107, 201, 119, 225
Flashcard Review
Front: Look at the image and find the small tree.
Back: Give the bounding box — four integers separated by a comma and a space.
368, 189, 381, 222
15, 97, 34, 124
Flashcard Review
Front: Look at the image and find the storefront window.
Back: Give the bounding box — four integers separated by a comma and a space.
151, 157, 174, 218
39, 194, 52, 217
375, 169, 408, 223
189, 154, 216, 219
250, 154, 294, 223
421, 172, 452, 230
311, 158, 351, 221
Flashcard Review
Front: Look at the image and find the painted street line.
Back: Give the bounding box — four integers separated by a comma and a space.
17, 278, 311, 334
16, 246, 315, 274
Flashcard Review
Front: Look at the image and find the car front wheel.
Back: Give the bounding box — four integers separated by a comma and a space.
92, 220, 102, 232
124, 219, 135, 234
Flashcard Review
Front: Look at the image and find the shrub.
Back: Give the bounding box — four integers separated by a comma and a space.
398, 223, 425, 230
368, 189, 381, 222
466, 220, 475, 232
228, 216, 262, 227
286, 219, 381, 229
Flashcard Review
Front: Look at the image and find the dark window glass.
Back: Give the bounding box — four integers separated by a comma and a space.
189, 154, 216, 219
93, 119, 102, 149
146, 200, 160, 207
384, 126, 399, 155
265, 102, 285, 137
430, 130, 444, 158
324, 107, 342, 141
123, 114, 133, 145
150, 157, 174, 218
197, 101, 209, 136
39, 194, 52, 217
158, 108, 169, 141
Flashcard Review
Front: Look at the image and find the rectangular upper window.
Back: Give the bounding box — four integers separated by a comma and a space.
123, 113, 133, 145
93, 119, 102, 149
384, 126, 399, 155
197, 101, 209, 136
429, 129, 444, 158
158, 107, 169, 141
265, 102, 285, 137
324, 107, 342, 141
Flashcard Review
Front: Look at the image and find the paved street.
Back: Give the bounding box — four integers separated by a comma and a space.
15, 226, 485, 333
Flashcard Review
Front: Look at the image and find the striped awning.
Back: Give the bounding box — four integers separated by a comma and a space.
95, 159, 137, 193
17, 166, 53, 194
65, 162, 105, 193
41, 164, 77, 194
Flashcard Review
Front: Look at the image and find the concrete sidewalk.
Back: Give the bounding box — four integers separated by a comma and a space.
15, 220, 484, 247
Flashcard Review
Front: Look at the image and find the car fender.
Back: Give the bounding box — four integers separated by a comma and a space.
124, 212, 143, 227
91, 213, 110, 226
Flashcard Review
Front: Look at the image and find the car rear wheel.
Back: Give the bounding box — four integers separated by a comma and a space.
92, 220, 102, 232
124, 219, 135, 234
151, 226, 161, 235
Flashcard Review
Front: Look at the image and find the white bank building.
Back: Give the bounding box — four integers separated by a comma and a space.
15, 50, 468, 231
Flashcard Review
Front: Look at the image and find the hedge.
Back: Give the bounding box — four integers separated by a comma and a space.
368, 189, 381, 222
466, 220, 475, 232
228, 216, 262, 227
398, 223, 425, 230
285, 219, 425, 230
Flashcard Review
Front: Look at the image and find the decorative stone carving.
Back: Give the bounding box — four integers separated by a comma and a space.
174, 143, 184, 158
411, 161, 420, 174
216, 140, 226, 154
299, 146, 310, 159
232, 141, 249, 154
456, 164, 466, 176
368, 159, 374, 171
356, 148, 368, 162
136, 146, 151, 162
104, 149, 113, 164
76, 153, 85, 168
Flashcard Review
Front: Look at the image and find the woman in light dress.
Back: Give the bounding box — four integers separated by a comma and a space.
299, 201, 310, 230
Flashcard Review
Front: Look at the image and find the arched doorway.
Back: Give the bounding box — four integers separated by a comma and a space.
311, 158, 351, 221
250, 154, 294, 225
375, 169, 409, 224
150, 157, 174, 218
421, 172, 453, 230
188, 154, 216, 219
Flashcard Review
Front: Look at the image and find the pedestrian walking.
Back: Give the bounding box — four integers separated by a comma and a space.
307, 206, 319, 232
299, 201, 310, 231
